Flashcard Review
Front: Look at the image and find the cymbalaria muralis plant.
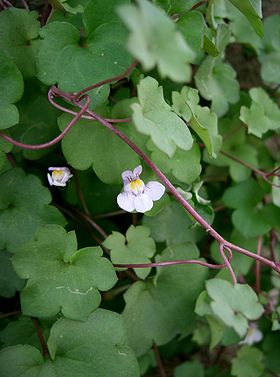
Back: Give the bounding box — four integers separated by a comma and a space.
0, 1, 280, 376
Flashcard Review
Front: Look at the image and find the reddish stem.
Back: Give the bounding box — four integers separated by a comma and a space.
152, 343, 167, 377
219, 244, 237, 284
0, 97, 90, 150
32, 317, 49, 359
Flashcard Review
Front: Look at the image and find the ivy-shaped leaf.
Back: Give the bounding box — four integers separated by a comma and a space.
143, 202, 197, 246
231, 346, 264, 377
150, 142, 202, 184
104, 225, 156, 279
229, 0, 263, 37
122, 244, 208, 356
240, 88, 280, 138
58, 114, 140, 183
206, 279, 263, 337
0, 52, 24, 130
131, 76, 193, 157
0, 168, 66, 252
118, 0, 194, 82
12, 225, 117, 320
0, 309, 140, 377
37, 12, 132, 107
172, 86, 222, 158
0, 8, 40, 78
222, 178, 272, 238
195, 57, 240, 117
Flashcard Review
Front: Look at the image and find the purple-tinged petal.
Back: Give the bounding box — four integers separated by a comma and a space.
117, 192, 135, 212
134, 193, 153, 213
145, 181, 165, 201
121, 170, 134, 185
133, 165, 142, 179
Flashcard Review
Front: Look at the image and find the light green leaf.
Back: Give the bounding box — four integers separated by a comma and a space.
0, 8, 40, 78
195, 57, 240, 117
229, 0, 263, 37
0, 52, 24, 130
58, 114, 140, 183
0, 168, 66, 252
150, 142, 202, 184
272, 176, 280, 207
118, 0, 194, 82
0, 250, 25, 298
172, 86, 222, 158
222, 178, 264, 209
122, 244, 208, 356
0, 309, 140, 377
131, 77, 193, 157
206, 279, 263, 337
12, 225, 117, 320
175, 360, 204, 377
240, 88, 280, 138
231, 346, 264, 377
104, 225, 156, 279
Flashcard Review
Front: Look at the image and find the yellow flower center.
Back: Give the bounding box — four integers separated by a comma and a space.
52, 170, 64, 179
129, 179, 144, 192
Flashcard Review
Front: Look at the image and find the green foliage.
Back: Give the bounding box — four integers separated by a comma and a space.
0, 309, 140, 377
231, 346, 264, 377
0, 168, 66, 252
12, 225, 117, 320
118, 0, 194, 82
104, 225, 156, 279
131, 76, 193, 157
0, 1, 279, 375
122, 244, 208, 356
240, 88, 280, 137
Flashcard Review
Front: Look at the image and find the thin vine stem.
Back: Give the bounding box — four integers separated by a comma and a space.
219, 244, 237, 285
255, 236, 263, 293
32, 317, 49, 359
0, 97, 90, 150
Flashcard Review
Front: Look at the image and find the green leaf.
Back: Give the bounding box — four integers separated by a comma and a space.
143, 202, 197, 246
195, 57, 240, 117
240, 88, 280, 138
0, 168, 66, 252
104, 225, 156, 279
0, 250, 25, 298
10, 79, 60, 160
0, 52, 24, 130
150, 142, 202, 184
0, 309, 140, 377
272, 176, 280, 207
0, 316, 48, 350
58, 114, 140, 183
12, 225, 117, 320
206, 279, 263, 337
83, 0, 129, 34
131, 77, 193, 157
37, 20, 132, 107
172, 86, 222, 158
175, 360, 204, 377
0, 8, 40, 78
118, 0, 195, 82
122, 244, 208, 356
231, 346, 264, 377
177, 11, 205, 64
229, 0, 263, 37
222, 178, 264, 208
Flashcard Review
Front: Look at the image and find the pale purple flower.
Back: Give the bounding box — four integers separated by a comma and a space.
239, 323, 263, 345
47, 167, 73, 187
117, 165, 165, 213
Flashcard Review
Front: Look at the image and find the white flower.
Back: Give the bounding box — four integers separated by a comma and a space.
47, 167, 73, 187
117, 165, 165, 213
239, 323, 263, 345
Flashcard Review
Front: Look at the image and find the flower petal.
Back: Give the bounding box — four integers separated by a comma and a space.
121, 170, 133, 185
47, 173, 54, 186
145, 181, 165, 201
134, 193, 153, 213
133, 165, 142, 179
117, 192, 135, 212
